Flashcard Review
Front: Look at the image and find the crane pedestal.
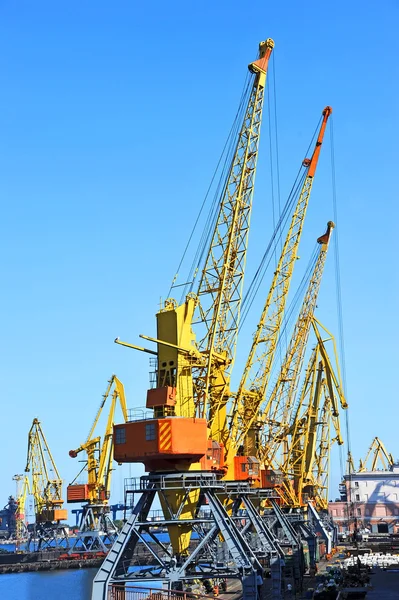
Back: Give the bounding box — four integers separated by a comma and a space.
27, 522, 69, 552
91, 472, 295, 600
69, 504, 118, 553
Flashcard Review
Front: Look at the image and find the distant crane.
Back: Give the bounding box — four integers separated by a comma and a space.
13, 474, 30, 550
358, 437, 394, 472
67, 375, 127, 552
25, 418, 68, 550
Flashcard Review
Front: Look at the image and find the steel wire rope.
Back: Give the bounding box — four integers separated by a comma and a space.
271, 50, 287, 367
164, 70, 252, 301
227, 247, 319, 428
264, 53, 290, 369
329, 117, 353, 530
183, 77, 253, 307
260, 244, 319, 395
238, 116, 323, 332
267, 62, 277, 258
329, 119, 350, 449
272, 52, 282, 228
187, 75, 253, 298
238, 170, 306, 330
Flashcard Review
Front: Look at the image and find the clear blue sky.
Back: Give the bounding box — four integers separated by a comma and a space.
0, 1, 398, 513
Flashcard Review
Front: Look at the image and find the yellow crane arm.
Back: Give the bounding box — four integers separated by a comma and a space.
69, 376, 127, 505
277, 329, 347, 510
347, 451, 355, 474
358, 437, 394, 472
14, 475, 30, 540
311, 319, 348, 411
193, 39, 274, 432
25, 418, 65, 517
251, 222, 334, 465
228, 110, 332, 458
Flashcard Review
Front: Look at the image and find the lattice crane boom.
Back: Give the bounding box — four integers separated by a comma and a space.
260, 223, 334, 465
68, 375, 127, 505
194, 39, 274, 439
228, 109, 332, 458
278, 321, 347, 509
358, 437, 394, 472
13, 474, 30, 542
113, 39, 277, 487
24, 418, 67, 523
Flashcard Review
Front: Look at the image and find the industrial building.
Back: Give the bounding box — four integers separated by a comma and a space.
329, 463, 399, 534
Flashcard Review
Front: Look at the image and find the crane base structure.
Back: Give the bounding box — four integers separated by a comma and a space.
90, 472, 308, 600
69, 505, 119, 553
27, 523, 69, 552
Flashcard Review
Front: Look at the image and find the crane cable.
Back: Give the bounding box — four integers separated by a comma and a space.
165, 71, 253, 302
239, 115, 322, 331
255, 244, 319, 396
330, 118, 351, 461
330, 118, 353, 535
271, 51, 286, 363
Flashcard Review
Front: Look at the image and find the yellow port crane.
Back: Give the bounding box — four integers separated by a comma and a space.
113, 38, 275, 557
193, 38, 275, 443
114, 38, 275, 468
279, 321, 347, 510
68, 375, 127, 552
111, 37, 335, 561
358, 437, 394, 472
25, 418, 68, 550
258, 221, 336, 470
13, 474, 30, 546
92, 38, 343, 598
227, 110, 332, 477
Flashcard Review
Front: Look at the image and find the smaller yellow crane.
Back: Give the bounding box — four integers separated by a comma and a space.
358, 437, 394, 472
68, 375, 127, 552
25, 418, 68, 550
280, 321, 347, 511
13, 474, 30, 551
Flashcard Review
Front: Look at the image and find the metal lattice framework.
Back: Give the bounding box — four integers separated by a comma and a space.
228, 108, 332, 458
91, 474, 292, 600
24, 418, 68, 550
25, 418, 64, 519
259, 222, 335, 466
358, 437, 394, 472
193, 40, 274, 434
68, 375, 128, 552
13, 474, 30, 543
278, 321, 347, 510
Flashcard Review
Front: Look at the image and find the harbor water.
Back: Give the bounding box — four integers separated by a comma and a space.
0, 568, 96, 600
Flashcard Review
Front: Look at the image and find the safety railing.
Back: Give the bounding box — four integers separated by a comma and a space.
127, 408, 153, 422
108, 585, 213, 600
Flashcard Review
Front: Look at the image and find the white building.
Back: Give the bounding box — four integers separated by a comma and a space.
329, 464, 399, 534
